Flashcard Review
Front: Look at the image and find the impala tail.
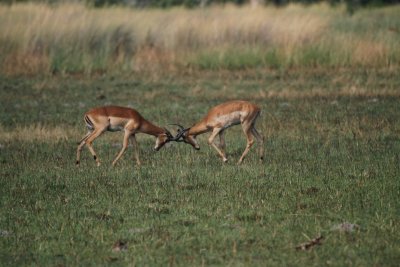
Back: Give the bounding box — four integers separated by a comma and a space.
84, 115, 94, 131
76, 115, 94, 144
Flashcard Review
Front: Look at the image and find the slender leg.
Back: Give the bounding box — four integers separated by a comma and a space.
112, 130, 131, 166
76, 131, 92, 166
238, 123, 255, 165
218, 130, 227, 160
251, 127, 264, 161
85, 128, 107, 166
208, 128, 228, 162
130, 135, 141, 166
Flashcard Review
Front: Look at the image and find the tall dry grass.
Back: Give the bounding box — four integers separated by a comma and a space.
0, 124, 76, 142
0, 3, 399, 75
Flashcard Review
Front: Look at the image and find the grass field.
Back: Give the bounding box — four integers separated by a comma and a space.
0, 68, 399, 266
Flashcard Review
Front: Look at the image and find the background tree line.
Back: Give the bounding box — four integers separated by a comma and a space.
1, 0, 399, 10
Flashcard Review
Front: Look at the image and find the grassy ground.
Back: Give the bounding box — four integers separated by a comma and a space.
0, 68, 399, 266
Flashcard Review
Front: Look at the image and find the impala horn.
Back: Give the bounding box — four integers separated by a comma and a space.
169, 124, 189, 142
163, 127, 174, 140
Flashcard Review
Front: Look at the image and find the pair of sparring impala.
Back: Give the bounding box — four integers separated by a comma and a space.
76, 100, 264, 166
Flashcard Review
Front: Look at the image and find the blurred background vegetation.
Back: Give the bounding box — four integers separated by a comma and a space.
1, 0, 399, 11
0, 1, 399, 76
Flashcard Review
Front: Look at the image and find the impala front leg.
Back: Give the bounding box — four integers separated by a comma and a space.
237, 124, 255, 165
112, 130, 131, 166
208, 128, 228, 163
130, 135, 141, 166
86, 128, 106, 166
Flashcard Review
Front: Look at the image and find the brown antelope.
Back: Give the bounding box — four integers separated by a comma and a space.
76, 106, 177, 167
174, 100, 264, 164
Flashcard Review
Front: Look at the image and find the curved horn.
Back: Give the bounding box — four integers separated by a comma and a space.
168, 124, 189, 141
163, 127, 174, 139
169, 123, 185, 131
169, 123, 190, 133
174, 128, 187, 141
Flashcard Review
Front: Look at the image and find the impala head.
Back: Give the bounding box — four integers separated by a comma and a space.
154, 128, 180, 151
154, 128, 172, 151
171, 124, 200, 150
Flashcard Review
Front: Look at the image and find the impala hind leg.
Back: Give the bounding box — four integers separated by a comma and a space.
219, 130, 227, 160
251, 127, 264, 161
208, 127, 228, 162
76, 131, 92, 166
112, 130, 132, 166
85, 128, 107, 166
238, 123, 255, 165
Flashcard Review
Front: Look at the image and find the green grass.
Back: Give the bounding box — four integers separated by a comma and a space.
0, 69, 400, 266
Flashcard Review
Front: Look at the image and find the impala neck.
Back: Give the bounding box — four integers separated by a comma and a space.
188, 120, 209, 136
140, 120, 165, 136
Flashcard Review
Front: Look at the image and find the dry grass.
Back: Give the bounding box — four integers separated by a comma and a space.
0, 124, 76, 142
261, 85, 400, 100
353, 40, 389, 66
0, 3, 399, 75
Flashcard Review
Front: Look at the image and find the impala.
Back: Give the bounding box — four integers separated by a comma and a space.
76, 106, 177, 167
174, 100, 264, 164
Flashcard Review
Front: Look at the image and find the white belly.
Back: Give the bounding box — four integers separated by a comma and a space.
107, 125, 124, 132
